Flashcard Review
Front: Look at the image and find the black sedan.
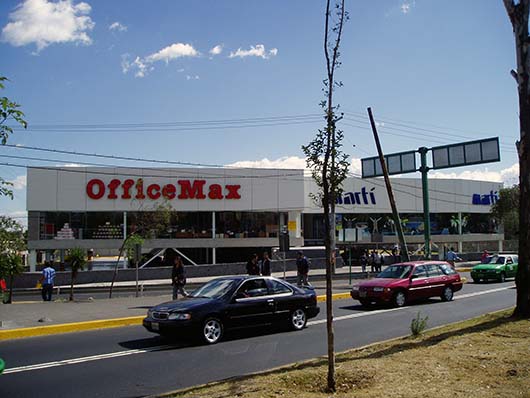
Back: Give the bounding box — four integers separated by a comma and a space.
143, 276, 320, 344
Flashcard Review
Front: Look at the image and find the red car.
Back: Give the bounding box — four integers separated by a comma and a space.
351, 261, 463, 308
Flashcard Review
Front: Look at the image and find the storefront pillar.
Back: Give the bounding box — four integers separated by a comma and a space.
123, 211, 127, 241
498, 240, 503, 252
28, 250, 37, 272
212, 212, 216, 264
288, 211, 301, 239
458, 212, 463, 253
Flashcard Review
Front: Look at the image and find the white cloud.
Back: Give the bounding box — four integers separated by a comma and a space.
229, 44, 278, 59
146, 43, 199, 63
226, 156, 362, 176
109, 21, 127, 32
227, 156, 306, 169
1, 0, 95, 52
122, 42, 199, 78
429, 163, 519, 186
400, 1, 415, 15
9, 175, 27, 190
186, 75, 200, 80
209, 44, 223, 56
57, 163, 84, 167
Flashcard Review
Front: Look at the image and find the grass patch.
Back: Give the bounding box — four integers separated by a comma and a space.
166, 309, 530, 398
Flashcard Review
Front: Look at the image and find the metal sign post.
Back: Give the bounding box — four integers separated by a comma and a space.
362, 109, 500, 260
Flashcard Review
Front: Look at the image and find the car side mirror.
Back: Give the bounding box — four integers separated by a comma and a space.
410, 274, 418, 280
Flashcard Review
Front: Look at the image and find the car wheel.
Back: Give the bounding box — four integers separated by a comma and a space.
472, 278, 479, 284
290, 309, 307, 330
359, 299, 372, 308
201, 317, 223, 344
393, 291, 407, 307
441, 286, 453, 302
499, 272, 506, 283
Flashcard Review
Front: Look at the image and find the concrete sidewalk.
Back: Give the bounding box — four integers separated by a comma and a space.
0, 262, 476, 340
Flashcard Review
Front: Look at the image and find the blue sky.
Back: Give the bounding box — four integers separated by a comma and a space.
0, 0, 521, 224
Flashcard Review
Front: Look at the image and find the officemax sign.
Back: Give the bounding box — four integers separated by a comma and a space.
86, 178, 242, 201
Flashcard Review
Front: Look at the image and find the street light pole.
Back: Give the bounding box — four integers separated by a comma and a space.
419, 147, 431, 259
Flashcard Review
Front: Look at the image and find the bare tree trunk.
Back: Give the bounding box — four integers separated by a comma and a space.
7, 273, 13, 304
504, 0, 530, 318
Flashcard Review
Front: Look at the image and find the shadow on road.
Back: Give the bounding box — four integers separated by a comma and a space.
118, 324, 290, 351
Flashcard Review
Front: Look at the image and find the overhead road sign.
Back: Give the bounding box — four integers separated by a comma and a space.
431, 137, 500, 170
361, 150, 417, 178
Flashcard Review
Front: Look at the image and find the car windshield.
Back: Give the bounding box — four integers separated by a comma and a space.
189, 279, 237, 299
377, 265, 412, 279
484, 255, 504, 265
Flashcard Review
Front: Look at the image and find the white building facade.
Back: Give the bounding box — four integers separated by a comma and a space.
26, 167, 503, 269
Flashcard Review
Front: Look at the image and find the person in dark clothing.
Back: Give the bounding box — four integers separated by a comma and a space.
171, 256, 188, 300
391, 247, 400, 264
246, 253, 260, 275
360, 250, 368, 274
296, 251, 310, 287
261, 251, 271, 276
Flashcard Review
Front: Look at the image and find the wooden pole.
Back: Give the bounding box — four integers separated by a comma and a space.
367, 107, 410, 261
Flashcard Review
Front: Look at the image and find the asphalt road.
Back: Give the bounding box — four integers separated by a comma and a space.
0, 278, 516, 398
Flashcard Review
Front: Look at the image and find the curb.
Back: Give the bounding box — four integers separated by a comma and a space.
0, 292, 351, 341
0, 316, 144, 341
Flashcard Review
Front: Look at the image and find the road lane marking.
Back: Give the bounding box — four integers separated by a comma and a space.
3, 285, 514, 375
2, 345, 172, 374
308, 285, 514, 326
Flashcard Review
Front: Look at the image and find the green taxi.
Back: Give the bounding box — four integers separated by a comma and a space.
471, 254, 518, 283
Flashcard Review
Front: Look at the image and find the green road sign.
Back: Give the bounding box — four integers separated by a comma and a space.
431, 137, 500, 170
361, 150, 417, 178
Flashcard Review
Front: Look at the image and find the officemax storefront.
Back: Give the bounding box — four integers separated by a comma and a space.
25, 167, 503, 270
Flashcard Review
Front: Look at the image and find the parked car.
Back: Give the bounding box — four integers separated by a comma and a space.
471, 253, 518, 283
143, 276, 320, 344
350, 261, 463, 308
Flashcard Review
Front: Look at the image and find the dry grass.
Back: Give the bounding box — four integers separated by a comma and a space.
167, 310, 530, 398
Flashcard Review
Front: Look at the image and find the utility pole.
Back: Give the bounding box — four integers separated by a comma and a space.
367, 107, 410, 261
419, 147, 431, 259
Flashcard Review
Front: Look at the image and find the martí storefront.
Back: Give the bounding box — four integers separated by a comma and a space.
25, 166, 503, 269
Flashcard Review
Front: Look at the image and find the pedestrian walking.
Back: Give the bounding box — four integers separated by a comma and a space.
369, 250, 376, 273
40, 262, 56, 302
481, 249, 490, 263
374, 251, 382, 273
391, 246, 400, 264
260, 251, 271, 276
296, 251, 311, 287
360, 250, 368, 274
246, 253, 260, 275
171, 256, 188, 300
446, 247, 462, 268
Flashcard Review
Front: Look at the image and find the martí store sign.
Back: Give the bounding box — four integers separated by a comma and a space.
86, 178, 241, 201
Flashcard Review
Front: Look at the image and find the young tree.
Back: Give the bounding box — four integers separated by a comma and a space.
301, 0, 349, 391
491, 185, 519, 240
0, 215, 25, 303
1, 76, 27, 198
67, 247, 87, 301
503, 0, 530, 318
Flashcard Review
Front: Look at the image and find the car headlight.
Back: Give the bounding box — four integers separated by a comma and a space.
168, 313, 192, 321
351, 285, 359, 291
147, 309, 154, 317
373, 287, 384, 292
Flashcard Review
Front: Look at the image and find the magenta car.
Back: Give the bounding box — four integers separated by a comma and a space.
351, 261, 463, 307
